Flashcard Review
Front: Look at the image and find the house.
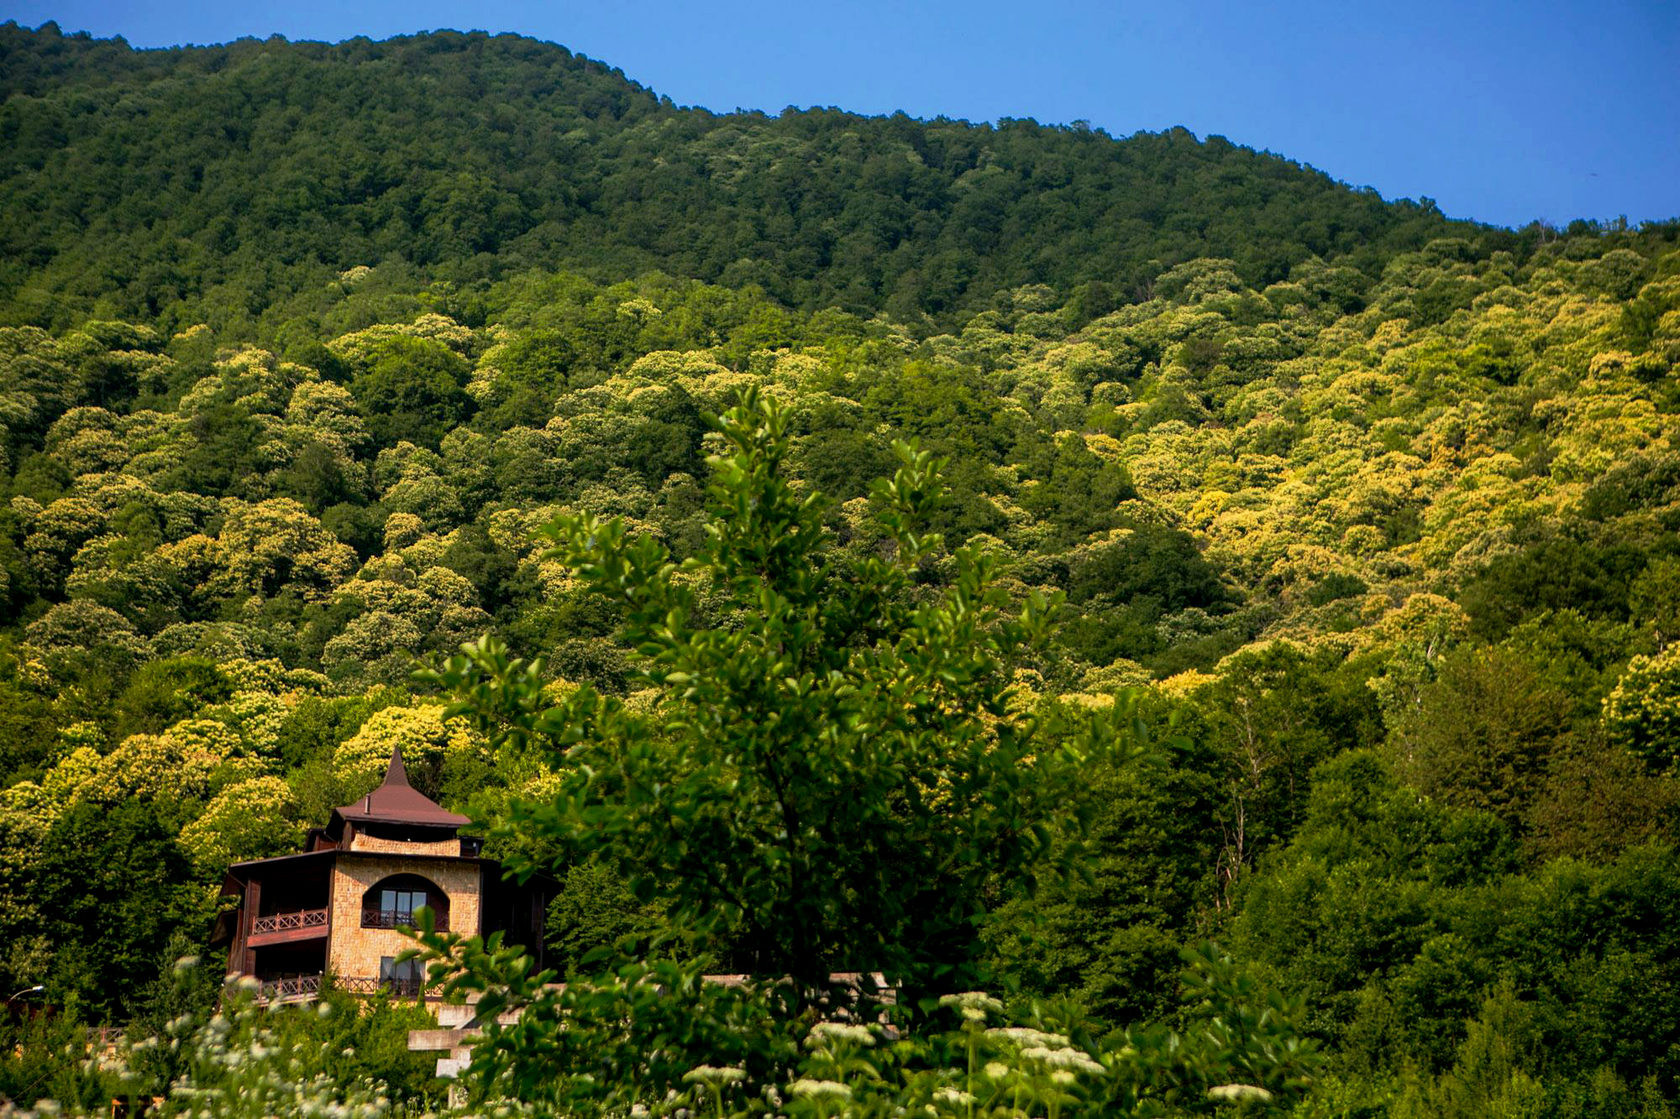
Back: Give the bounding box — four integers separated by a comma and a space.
213, 745, 552, 1001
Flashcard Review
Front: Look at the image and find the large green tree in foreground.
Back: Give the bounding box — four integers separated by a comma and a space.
406, 392, 1316, 1117
426, 388, 1090, 995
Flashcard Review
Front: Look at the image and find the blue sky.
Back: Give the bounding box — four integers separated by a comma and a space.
6, 0, 1677, 229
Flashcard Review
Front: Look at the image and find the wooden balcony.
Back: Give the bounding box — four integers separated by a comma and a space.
338, 975, 429, 999
247, 907, 328, 946
361, 907, 448, 931
256, 973, 435, 1002
258, 973, 323, 1002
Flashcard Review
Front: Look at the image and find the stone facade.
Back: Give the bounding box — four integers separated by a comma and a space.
326, 856, 483, 981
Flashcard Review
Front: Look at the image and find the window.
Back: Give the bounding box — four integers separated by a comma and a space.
380, 955, 423, 996
360, 874, 449, 930
380, 887, 426, 922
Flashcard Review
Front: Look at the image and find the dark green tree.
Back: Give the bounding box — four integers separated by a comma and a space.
421, 389, 1088, 998
348, 335, 473, 449
29, 799, 205, 1020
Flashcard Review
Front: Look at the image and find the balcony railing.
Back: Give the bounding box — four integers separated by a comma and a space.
362, 908, 447, 931
259, 974, 324, 1000
339, 975, 426, 998
251, 908, 328, 936
255, 973, 433, 1001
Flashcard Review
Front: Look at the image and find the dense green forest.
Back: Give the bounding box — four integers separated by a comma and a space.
0, 21, 1509, 334
3, 20, 1680, 1119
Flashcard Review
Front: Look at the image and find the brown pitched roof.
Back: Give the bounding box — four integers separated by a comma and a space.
332, 745, 471, 829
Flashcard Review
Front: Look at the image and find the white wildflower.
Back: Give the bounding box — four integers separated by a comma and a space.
683, 1065, 748, 1085
938, 991, 1004, 1022
1021, 1047, 1105, 1075
788, 1078, 853, 1100
986, 1026, 1066, 1049
806, 1021, 876, 1048
1207, 1083, 1274, 1103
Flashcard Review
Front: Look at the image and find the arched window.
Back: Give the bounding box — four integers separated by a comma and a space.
360, 873, 449, 930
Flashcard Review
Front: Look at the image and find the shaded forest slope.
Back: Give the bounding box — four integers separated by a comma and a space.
2, 22, 1498, 335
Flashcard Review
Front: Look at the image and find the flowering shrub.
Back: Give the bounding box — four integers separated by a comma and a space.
0, 959, 440, 1119
403, 913, 1314, 1117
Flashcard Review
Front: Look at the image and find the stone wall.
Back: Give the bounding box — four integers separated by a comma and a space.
326, 855, 482, 980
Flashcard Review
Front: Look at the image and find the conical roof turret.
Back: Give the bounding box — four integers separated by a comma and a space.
331, 744, 470, 829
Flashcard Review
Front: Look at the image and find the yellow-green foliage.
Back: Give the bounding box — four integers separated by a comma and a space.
1603, 647, 1680, 771
332, 703, 486, 796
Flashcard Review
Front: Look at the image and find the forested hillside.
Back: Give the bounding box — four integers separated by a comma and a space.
3, 21, 1680, 1119
0, 22, 1498, 334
